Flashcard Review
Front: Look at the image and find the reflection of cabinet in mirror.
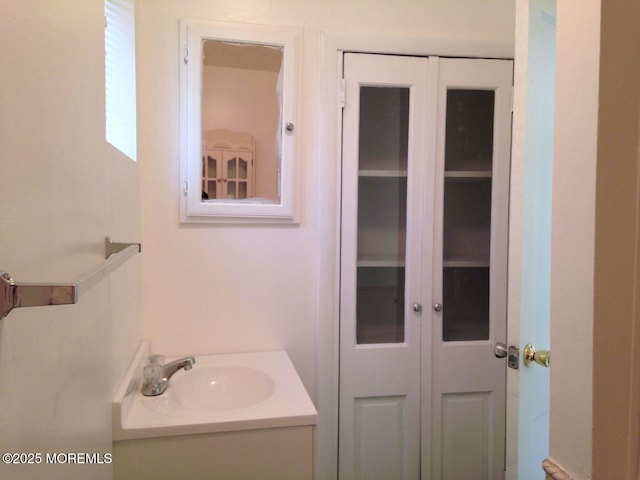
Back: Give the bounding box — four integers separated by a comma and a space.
201, 129, 255, 200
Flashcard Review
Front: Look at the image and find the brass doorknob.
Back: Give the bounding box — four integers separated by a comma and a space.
523, 343, 550, 368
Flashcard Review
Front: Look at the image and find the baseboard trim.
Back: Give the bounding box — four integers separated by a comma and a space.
542, 458, 574, 480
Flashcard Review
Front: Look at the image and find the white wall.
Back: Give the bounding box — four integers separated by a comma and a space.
0, 0, 143, 479
550, 1, 600, 477
593, 1, 640, 478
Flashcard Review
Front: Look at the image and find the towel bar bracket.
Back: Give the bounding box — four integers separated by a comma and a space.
0, 272, 77, 319
105, 237, 141, 259
0, 237, 141, 320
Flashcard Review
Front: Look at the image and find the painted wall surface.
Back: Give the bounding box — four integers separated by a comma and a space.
137, 0, 515, 407
593, 1, 640, 478
0, 1, 142, 479
550, 1, 600, 477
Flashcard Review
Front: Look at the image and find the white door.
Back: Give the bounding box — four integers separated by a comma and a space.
339, 53, 429, 480
508, 0, 555, 477
339, 53, 513, 479
429, 58, 512, 480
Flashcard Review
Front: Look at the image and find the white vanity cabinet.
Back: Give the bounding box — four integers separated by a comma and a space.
339, 54, 512, 478
201, 129, 255, 200
114, 427, 314, 480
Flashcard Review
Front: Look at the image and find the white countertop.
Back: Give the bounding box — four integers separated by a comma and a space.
113, 343, 317, 441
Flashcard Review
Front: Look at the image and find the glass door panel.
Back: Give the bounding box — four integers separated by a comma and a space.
443, 267, 490, 341
238, 158, 248, 179
207, 155, 218, 177
444, 89, 495, 172
357, 177, 407, 263
356, 86, 409, 345
226, 181, 236, 199
238, 181, 247, 199
227, 157, 237, 179
358, 87, 409, 172
202, 154, 219, 199
204, 180, 217, 199
357, 267, 405, 344
443, 180, 491, 264
442, 88, 495, 342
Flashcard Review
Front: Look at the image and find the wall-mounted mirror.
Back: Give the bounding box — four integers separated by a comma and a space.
180, 20, 299, 223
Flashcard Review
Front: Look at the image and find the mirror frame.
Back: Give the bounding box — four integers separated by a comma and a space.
179, 19, 300, 223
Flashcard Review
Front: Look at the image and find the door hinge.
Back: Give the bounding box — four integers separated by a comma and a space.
183, 178, 188, 195
183, 45, 189, 64
339, 78, 346, 108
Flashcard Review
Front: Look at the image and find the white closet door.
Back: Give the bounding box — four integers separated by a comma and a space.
339, 53, 430, 480
339, 53, 512, 480
429, 57, 512, 480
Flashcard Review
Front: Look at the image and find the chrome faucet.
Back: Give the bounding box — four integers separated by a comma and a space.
142, 356, 196, 396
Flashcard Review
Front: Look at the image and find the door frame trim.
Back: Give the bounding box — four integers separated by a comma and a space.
316, 32, 514, 480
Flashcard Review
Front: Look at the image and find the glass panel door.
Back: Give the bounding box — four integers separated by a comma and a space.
442, 89, 495, 341
227, 157, 237, 178
202, 153, 219, 199
238, 158, 248, 179
339, 52, 429, 480
356, 86, 409, 344
225, 156, 238, 199
238, 158, 248, 199
221, 155, 249, 199
430, 57, 512, 480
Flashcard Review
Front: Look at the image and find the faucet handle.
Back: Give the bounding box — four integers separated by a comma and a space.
148, 354, 165, 365
142, 355, 164, 385
143, 363, 163, 387
143, 355, 165, 389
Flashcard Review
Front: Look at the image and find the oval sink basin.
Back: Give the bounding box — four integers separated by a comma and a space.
168, 365, 276, 411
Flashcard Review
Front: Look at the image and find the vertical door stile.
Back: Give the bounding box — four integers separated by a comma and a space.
420, 55, 440, 479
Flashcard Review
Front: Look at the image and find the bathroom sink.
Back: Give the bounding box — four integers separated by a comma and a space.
113, 346, 317, 440
167, 365, 276, 410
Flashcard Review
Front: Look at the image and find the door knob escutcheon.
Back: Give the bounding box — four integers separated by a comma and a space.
523, 343, 550, 368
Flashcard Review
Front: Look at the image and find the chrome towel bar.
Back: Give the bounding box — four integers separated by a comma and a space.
0, 237, 141, 319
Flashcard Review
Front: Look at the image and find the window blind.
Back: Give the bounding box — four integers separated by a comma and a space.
105, 0, 136, 161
